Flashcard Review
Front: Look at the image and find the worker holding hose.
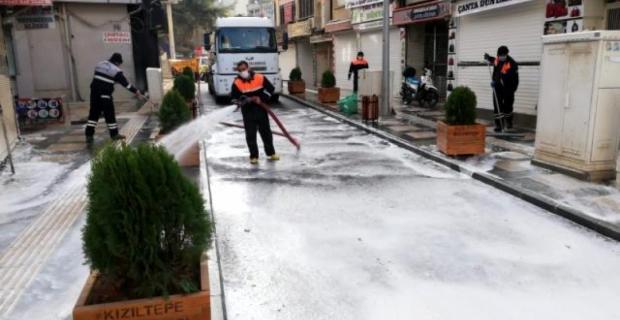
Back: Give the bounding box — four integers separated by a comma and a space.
231, 60, 279, 164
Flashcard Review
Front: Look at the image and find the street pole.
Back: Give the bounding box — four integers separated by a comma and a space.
0, 104, 15, 174
166, 0, 176, 59
381, 0, 390, 117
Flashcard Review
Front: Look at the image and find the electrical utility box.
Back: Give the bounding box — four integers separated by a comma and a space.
146, 68, 163, 104
533, 31, 620, 181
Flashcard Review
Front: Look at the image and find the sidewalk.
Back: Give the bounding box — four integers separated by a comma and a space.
0, 104, 152, 319
284, 92, 620, 241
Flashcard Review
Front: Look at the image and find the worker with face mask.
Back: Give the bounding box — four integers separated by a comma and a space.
484, 46, 519, 132
231, 60, 278, 164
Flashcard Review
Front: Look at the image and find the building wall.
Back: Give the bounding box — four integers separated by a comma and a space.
67, 3, 136, 102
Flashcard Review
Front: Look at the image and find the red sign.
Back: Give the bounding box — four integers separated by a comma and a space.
103, 31, 131, 44
0, 0, 51, 6
393, 0, 451, 26
282, 3, 294, 25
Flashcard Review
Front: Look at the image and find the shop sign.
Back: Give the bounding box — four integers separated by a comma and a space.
393, 1, 450, 25
351, 3, 383, 24
455, 0, 534, 17
15, 97, 63, 122
287, 19, 312, 38
15, 7, 55, 30
310, 34, 333, 43
353, 19, 384, 31
345, 0, 382, 9
0, 0, 51, 5
324, 19, 352, 33
103, 31, 131, 44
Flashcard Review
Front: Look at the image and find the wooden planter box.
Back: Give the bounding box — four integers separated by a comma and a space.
73, 257, 210, 320
436, 120, 486, 156
288, 80, 305, 94
318, 87, 340, 103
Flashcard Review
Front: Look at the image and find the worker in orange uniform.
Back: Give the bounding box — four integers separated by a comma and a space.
484, 46, 519, 131
348, 51, 369, 93
231, 60, 279, 165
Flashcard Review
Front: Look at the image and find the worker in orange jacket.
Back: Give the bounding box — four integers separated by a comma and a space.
231, 60, 279, 164
348, 51, 369, 92
484, 46, 519, 131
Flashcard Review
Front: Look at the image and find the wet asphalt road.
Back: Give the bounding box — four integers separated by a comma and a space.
203, 93, 620, 320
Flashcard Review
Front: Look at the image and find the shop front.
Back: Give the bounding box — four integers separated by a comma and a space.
325, 19, 356, 91
349, 0, 402, 97
394, 0, 451, 98
310, 33, 333, 88
452, 0, 545, 124
288, 19, 314, 88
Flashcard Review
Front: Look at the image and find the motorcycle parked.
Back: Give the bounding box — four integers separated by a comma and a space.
400, 67, 440, 108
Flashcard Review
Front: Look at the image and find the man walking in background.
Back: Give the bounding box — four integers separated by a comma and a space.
348, 51, 369, 93
85, 53, 142, 144
484, 46, 519, 132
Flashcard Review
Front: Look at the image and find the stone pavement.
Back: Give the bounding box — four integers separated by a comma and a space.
0, 106, 151, 318
285, 92, 620, 240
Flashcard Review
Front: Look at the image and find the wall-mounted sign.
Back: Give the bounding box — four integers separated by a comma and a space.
0, 0, 51, 5
15, 98, 63, 123
287, 19, 312, 38
393, 0, 451, 25
353, 19, 384, 31
345, 0, 382, 10
455, 0, 534, 17
15, 7, 55, 30
103, 31, 131, 44
351, 3, 384, 24
324, 19, 353, 33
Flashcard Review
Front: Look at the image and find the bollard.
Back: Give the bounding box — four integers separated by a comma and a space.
361, 95, 370, 121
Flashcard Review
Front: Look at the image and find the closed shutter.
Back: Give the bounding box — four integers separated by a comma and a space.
333, 31, 357, 92
455, 0, 544, 115
359, 28, 401, 97
296, 38, 314, 89
280, 42, 297, 82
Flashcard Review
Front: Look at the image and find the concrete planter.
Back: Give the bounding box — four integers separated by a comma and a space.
288, 80, 306, 94
318, 87, 340, 103
436, 120, 486, 156
73, 256, 210, 320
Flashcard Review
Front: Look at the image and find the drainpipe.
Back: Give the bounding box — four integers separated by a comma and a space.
61, 3, 78, 102
166, 0, 176, 59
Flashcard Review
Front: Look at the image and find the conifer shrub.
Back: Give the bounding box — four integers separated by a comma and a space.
158, 90, 191, 133
289, 67, 302, 81
83, 143, 212, 300
182, 66, 195, 81
321, 70, 336, 88
173, 75, 196, 101
444, 86, 477, 125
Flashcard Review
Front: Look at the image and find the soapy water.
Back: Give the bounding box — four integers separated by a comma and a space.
158, 105, 237, 161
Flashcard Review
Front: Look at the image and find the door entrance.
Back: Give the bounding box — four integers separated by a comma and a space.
423, 21, 448, 98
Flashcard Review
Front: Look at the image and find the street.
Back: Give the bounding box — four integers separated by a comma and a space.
204, 94, 620, 320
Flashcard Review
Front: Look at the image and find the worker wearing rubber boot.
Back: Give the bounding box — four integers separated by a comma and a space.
231, 60, 279, 165
85, 53, 142, 144
484, 46, 519, 132
348, 51, 369, 92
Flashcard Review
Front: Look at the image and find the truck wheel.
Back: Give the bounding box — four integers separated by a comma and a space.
215, 95, 230, 104
271, 94, 280, 104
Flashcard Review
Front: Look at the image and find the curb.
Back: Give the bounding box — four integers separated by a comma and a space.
283, 94, 620, 241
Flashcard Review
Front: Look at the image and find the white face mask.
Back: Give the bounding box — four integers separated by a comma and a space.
498, 55, 507, 62
240, 70, 250, 79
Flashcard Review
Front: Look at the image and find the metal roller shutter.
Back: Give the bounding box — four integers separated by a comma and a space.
280, 43, 297, 82
333, 31, 357, 92
455, 0, 544, 115
359, 28, 402, 97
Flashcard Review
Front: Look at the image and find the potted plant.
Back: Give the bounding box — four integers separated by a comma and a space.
288, 67, 305, 94
73, 144, 213, 320
436, 86, 486, 156
158, 90, 192, 134
318, 70, 340, 103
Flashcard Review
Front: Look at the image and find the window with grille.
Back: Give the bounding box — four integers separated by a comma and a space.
608, 8, 620, 30
299, 0, 314, 19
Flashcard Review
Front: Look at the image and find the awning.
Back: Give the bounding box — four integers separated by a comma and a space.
0, 0, 52, 6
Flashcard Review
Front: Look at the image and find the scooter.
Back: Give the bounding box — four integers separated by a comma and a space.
400, 67, 439, 108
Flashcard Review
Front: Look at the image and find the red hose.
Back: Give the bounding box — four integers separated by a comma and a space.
257, 101, 301, 150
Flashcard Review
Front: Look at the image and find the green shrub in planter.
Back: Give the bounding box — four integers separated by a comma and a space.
289, 67, 302, 81
83, 143, 212, 299
182, 66, 195, 81
321, 70, 336, 88
444, 86, 477, 125
173, 75, 196, 101
158, 90, 191, 133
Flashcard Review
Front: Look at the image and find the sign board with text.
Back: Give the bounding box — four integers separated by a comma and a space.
393, 0, 451, 25
103, 31, 131, 44
455, 0, 534, 17
351, 3, 384, 24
